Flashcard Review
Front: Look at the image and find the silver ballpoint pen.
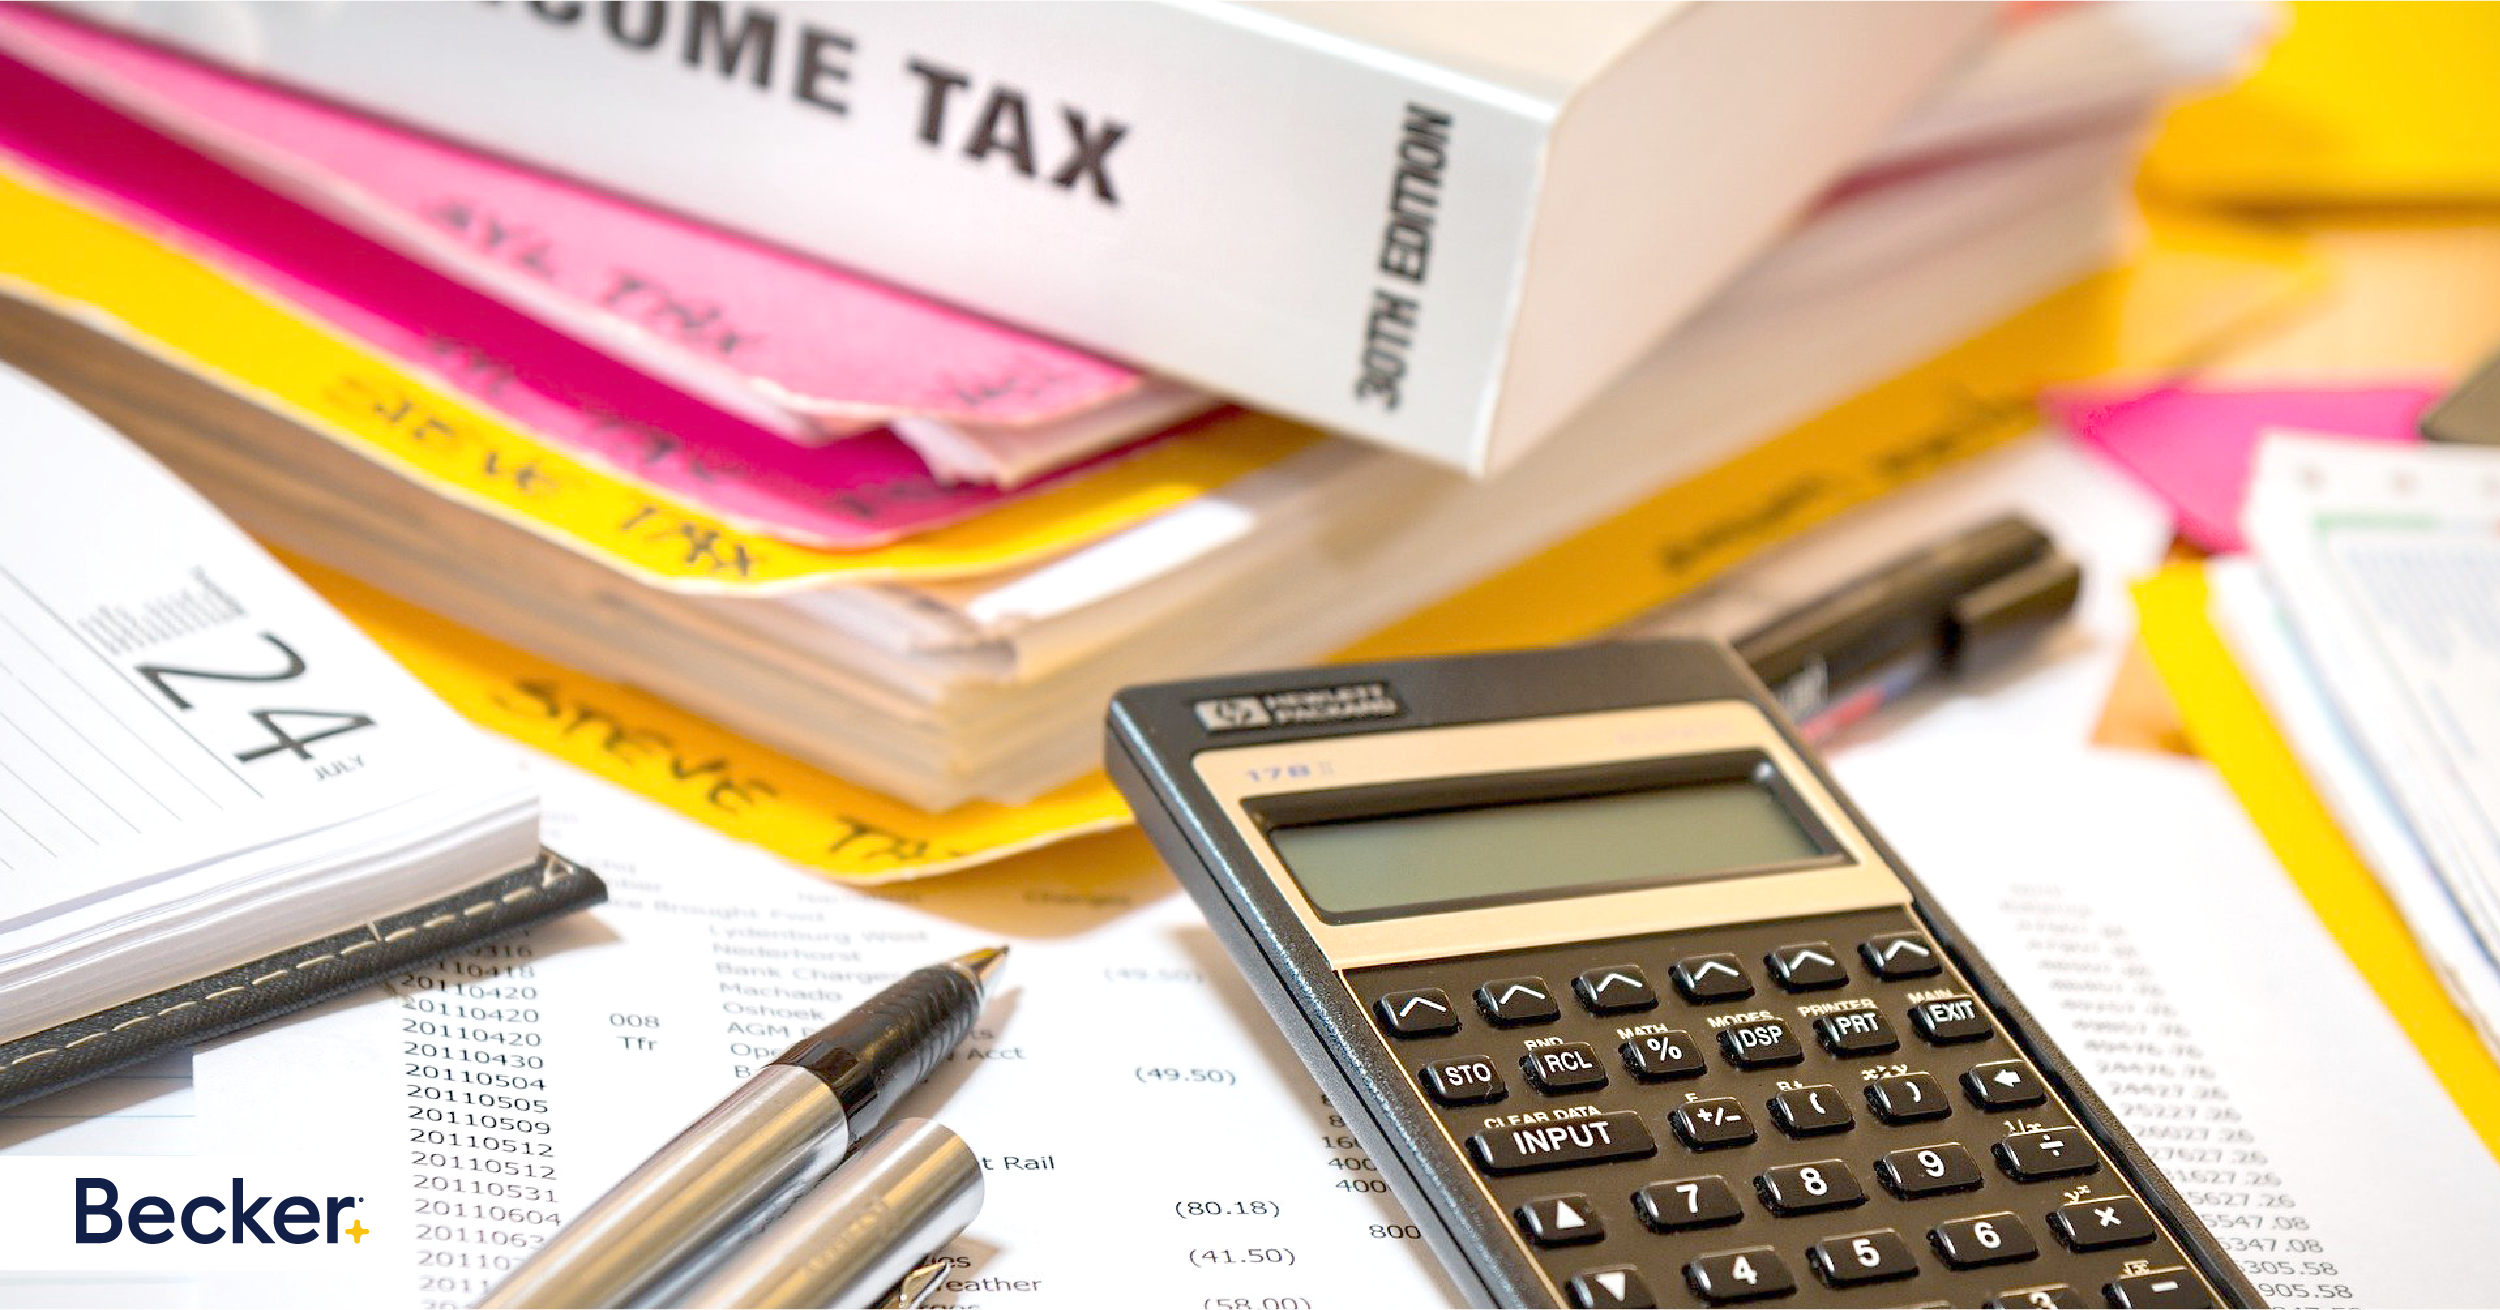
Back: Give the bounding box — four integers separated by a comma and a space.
678, 1117, 983, 1308
478, 946, 1006, 1309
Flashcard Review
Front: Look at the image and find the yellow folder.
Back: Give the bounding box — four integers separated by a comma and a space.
289, 216, 2320, 883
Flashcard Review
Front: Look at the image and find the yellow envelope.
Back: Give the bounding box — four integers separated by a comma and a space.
2145, 2, 2500, 205
290, 554, 1132, 883
2134, 563, 2500, 1158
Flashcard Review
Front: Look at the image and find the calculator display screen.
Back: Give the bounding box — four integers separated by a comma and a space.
1263, 772, 1832, 922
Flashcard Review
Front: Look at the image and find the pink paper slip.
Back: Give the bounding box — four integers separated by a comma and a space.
0, 8, 1153, 445
0, 45, 1171, 550
2048, 382, 2437, 552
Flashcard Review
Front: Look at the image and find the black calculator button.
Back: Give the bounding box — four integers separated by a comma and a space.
1988, 1285, 2087, 1308
1376, 989, 1460, 1038
1468, 1110, 1657, 1174
1634, 1175, 1743, 1231
1994, 1128, 2099, 1182
1567, 1266, 1658, 1310
1515, 1193, 1605, 1247
1418, 1055, 1506, 1106
1766, 941, 1848, 991
1685, 1247, 1795, 1304
1755, 1160, 1864, 1215
1524, 1043, 1610, 1095
1910, 994, 1994, 1045
1621, 1031, 1707, 1082
1866, 1073, 1951, 1123
1813, 1010, 1899, 1057
2105, 1269, 2212, 1308
1477, 977, 1561, 1026
1875, 1143, 1983, 1199
1718, 1018, 1803, 1068
2049, 1196, 2156, 1251
1670, 953, 1754, 1003
1929, 1212, 2039, 1269
1768, 1085, 1853, 1137
1669, 1097, 1757, 1150
1861, 932, 1942, 979
1964, 1060, 2047, 1110
1574, 965, 1658, 1014
1806, 1229, 1918, 1287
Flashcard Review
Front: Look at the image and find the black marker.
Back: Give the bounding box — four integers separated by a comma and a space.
2423, 341, 2500, 445
1733, 514, 2079, 741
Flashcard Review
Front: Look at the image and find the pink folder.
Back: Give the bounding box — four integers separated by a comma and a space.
0, 8, 1152, 446
2050, 382, 2437, 552
0, 43, 1176, 549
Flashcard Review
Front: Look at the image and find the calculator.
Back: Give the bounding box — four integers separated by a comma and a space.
1105, 640, 2256, 1309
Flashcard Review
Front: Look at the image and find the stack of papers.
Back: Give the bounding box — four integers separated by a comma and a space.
2216, 435, 2500, 1050
0, 3, 2268, 819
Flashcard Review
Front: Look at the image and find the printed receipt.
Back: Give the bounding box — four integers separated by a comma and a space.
187, 746, 2500, 1308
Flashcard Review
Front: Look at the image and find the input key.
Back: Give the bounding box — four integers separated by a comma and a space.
1467, 1111, 1658, 1175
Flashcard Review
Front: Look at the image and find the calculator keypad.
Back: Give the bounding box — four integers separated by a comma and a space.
1346, 907, 2221, 1307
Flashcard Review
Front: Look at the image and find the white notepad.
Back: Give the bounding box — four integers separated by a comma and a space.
0, 362, 546, 1046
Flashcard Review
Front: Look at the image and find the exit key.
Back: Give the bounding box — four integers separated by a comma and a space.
1910, 994, 1993, 1045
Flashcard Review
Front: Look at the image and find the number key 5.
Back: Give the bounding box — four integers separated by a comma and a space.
1807, 1229, 1918, 1287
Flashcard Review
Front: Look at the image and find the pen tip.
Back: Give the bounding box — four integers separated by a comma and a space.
952, 945, 1008, 991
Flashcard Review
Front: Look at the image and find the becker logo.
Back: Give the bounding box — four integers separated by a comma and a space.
74, 1178, 369, 1246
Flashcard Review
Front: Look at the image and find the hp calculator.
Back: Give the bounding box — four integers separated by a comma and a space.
1106, 641, 2255, 1309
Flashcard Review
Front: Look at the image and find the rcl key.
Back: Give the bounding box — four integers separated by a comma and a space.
1523, 1043, 1609, 1094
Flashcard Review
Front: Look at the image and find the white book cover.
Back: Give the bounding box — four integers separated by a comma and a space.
77, 0, 1991, 473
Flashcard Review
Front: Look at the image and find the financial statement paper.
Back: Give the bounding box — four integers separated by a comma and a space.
173, 747, 2500, 1309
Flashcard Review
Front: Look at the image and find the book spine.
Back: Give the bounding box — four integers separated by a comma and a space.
79, 0, 1549, 466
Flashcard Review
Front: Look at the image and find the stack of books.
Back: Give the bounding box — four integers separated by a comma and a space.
0, 4, 2270, 829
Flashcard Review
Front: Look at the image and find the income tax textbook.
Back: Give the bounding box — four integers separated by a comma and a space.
73, 1, 1991, 474
0, 364, 602, 1108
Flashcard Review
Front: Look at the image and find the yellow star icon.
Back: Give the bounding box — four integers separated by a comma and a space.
346, 1220, 370, 1245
